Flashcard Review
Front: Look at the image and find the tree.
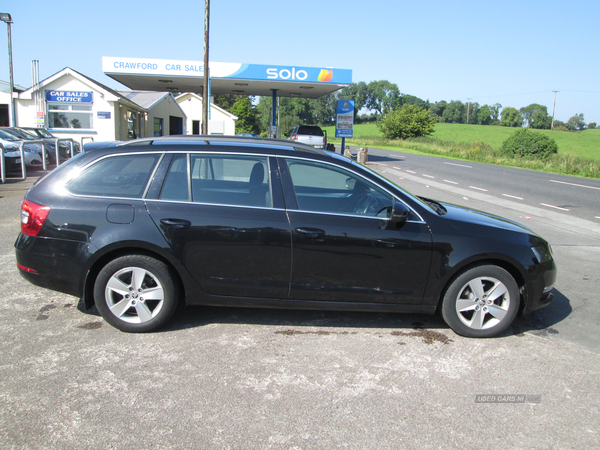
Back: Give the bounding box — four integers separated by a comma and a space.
338, 82, 368, 120
478, 104, 493, 125
567, 113, 586, 131
587, 122, 597, 129
465, 102, 480, 124
377, 105, 436, 140
429, 101, 448, 120
520, 104, 552, 129
365, 80, 401, 116
230, 97, 257, 134
502, 128, 558, 159
500, 107, 524, 127
441, 100, 465, 123
402, 94, 427, 109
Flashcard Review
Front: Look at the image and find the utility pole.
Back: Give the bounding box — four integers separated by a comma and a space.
551, 91, 559, 130
466, 98, 472, 125
202, 0, 210, 135
0, 13, 15, 127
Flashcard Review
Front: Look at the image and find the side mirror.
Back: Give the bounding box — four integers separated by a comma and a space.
386, 201, 409, 229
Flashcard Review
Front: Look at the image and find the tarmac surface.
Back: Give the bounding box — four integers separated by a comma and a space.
1, 157, 599, 449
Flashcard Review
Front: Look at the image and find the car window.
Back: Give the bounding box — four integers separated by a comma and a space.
285, 159, 393, 217
297, 126, 324, 136
190, 154, 272, 208
67, 153, 161, 198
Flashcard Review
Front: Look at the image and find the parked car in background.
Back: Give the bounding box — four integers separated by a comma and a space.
15, 136, 556, 337
287, 125, 327, 149
20, 127, 80, 161
0, 128, 44, 169
1, 146, 23, 174
235, 132, 260, 138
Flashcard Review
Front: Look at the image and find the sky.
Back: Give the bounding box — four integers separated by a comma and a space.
1, 0, 598, 123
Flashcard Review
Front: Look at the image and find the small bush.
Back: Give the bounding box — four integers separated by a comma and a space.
501, 128, 558, 159
377, 105, 436, 140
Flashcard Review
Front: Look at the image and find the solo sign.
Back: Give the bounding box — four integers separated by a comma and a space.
45, 90, 93, 103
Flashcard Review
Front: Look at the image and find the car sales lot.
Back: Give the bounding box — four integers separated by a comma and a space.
1, 153, 599, 449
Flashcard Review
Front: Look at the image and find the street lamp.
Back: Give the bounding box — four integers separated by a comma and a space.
0, 13, 15, 127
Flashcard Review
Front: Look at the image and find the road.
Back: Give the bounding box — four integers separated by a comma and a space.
362, 147, 600, 224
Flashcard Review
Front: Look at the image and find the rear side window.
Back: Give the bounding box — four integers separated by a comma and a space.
67, 153, 161, 198
190, 154, 272, 208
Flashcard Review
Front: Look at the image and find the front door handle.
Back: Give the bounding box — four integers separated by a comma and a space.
160, 218, 192, 229
294, 227, 325, 238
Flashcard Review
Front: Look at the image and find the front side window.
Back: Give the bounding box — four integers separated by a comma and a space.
67, 153, 161, 198
190, 154, 272, 208
48, 104, 93, 129
286, 159, 393, 217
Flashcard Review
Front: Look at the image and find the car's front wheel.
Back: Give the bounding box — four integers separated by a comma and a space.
94, 255, 179, 332
441, 265, 519, 338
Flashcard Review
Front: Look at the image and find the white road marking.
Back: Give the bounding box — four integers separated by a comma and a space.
444, 180, 458, 184
406, 170, 416, 174
469, 186, 488, 192
502, 194, 524, 200
541, 203, 570, 211
423, 174, 435, 179
445, 162, 472, 168
550, 180, 600, 190
393, 166, 402, 170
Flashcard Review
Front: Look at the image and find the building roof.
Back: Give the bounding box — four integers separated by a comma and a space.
17, 67, 146, 111
117, 90, 170, 109
0, 80, 27, 93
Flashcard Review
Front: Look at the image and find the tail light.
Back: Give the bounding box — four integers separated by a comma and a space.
21, 199, 51, 236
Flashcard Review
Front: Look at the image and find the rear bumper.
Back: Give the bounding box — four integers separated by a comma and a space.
14, 234, 95, 298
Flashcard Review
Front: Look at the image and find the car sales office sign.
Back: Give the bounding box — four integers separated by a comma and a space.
336, 100, 355, 138
46, 90, 93, 103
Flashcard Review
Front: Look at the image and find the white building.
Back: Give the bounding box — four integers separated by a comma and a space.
176, 92, 237, 135
4, 67, 237, 146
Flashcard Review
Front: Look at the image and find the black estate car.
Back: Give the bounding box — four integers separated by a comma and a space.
15, 136, 556, 337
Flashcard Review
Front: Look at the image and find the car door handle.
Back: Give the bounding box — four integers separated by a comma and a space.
294, 227, 325, 238
160, 218, 192, 229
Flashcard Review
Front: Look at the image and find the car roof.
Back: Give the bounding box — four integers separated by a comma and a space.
85, 135, 330, 157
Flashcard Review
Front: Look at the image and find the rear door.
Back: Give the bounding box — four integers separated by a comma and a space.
146, 151, 292, 299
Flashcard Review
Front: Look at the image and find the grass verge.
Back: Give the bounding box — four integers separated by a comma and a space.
324, 126, 600, 179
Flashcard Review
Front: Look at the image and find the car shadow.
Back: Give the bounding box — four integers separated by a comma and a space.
508, 288, 572, 337
77, 288, 572, 339
367, 154, 406, 163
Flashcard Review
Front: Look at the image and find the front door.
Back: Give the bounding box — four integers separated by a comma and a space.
281, 157, 432, 304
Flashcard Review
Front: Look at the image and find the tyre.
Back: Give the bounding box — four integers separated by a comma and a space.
94, 255, 179, 332
441, 265, 519, 338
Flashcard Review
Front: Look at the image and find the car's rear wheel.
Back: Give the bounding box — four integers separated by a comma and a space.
441, 265, 519, 338
94, 255, 179, 332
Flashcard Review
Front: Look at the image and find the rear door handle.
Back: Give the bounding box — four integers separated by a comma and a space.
294, 227, 325, 238
160, 218, 192, 229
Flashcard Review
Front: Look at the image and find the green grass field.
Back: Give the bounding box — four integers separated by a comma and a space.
324, 123, 600, 160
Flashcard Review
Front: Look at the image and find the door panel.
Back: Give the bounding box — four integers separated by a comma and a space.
288, 211, 432, 303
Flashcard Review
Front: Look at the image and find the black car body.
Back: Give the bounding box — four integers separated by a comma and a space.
14, 137, 556, 336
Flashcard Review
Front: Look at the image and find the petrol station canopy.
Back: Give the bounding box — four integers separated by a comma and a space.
102, 57, 352, 99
